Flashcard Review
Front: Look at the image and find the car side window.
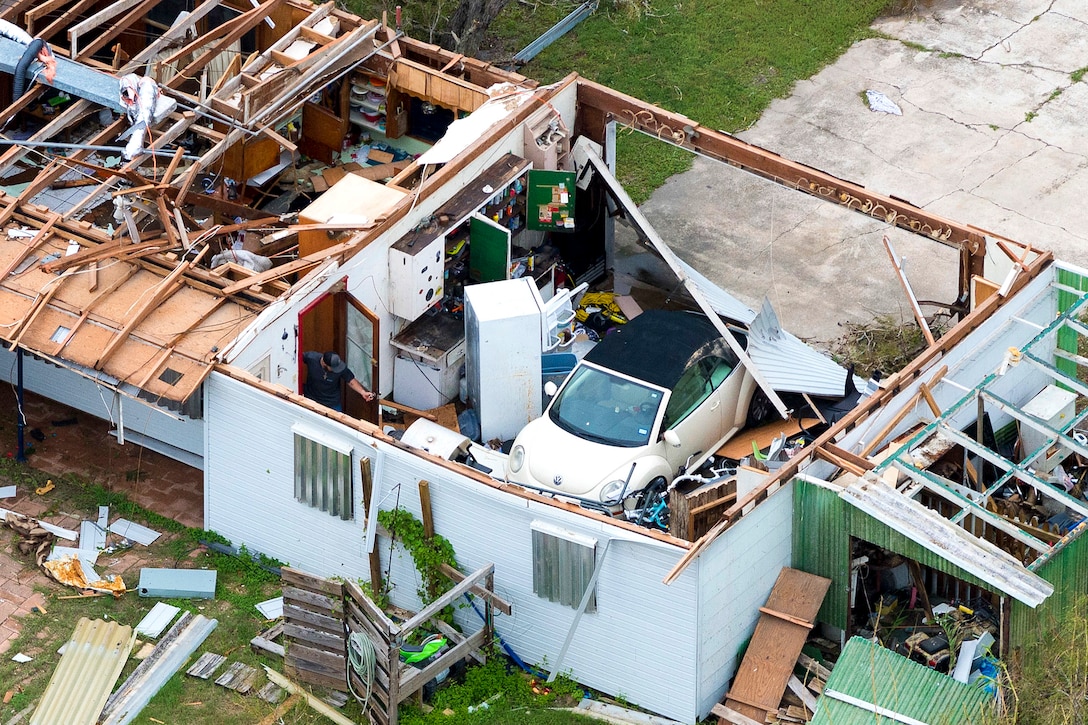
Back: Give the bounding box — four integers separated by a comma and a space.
662, 359, 714, 430
708, 356, 734, 387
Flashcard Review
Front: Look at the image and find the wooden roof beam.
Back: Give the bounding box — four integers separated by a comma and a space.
170, 0, 289, 86
576, 78, 987, 303
95, 246, 209, 369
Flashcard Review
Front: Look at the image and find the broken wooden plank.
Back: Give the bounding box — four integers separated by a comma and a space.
186, 651, 226, 679
710, 702, 763, 725
786, 675, 818, 713
215, 661, 259, 693
796, 652, 831, 682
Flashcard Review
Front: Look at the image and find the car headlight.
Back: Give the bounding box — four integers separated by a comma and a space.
509, 444, 525, 473
600, 479, 627, 504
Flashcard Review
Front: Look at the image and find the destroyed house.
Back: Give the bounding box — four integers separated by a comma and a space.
0, 0, 1083, 722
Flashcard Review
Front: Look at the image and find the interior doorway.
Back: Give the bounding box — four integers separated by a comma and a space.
298, 279, 380, 422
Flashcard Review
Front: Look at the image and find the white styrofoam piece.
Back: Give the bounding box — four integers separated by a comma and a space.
11, 652, 31, 663
135, 602, 182, 638
108, 518, 161, 546
0, 485, 14, 498
255, 596, 283, 620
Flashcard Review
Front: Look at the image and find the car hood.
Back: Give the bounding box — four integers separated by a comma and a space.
510, 416, 647, 498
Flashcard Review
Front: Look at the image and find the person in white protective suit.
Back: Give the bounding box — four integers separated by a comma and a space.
118, 74, 162, 160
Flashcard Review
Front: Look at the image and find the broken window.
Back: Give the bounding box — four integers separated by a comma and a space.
294, 431, 353, 521
530, 521, 596, 611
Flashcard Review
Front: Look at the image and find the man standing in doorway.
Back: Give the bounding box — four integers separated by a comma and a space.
302, 350, 376, 412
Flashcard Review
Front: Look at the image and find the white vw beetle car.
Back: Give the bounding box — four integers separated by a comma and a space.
506, 310, 759, 510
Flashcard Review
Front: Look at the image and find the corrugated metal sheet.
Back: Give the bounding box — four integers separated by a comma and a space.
810, 636, 993, 725
1011, 529, 1088, 649
793, 479, 850, 629
747, 298, 862, 397
1054, 267, 1088, 379
31, 618, 135, 725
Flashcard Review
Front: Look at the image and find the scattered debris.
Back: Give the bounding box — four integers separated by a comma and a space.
255, 596, 284, 620
100, 613, 218, 725
107, 518, 160, 546
215, 662, 259, 694
43, 553, 126, 596
251, 621, 285, 658
0, 485, 14, 498
256, 681, 285, 704
134, 602, 182, 638
137, 568, 216, 599
865, 89, 902, 115
11, 652, 31, 663
263, 667, 356, 725
34, 479, 54, 495
186, 652, 226, 680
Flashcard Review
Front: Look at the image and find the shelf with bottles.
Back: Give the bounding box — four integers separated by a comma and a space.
480, 175, 528, 238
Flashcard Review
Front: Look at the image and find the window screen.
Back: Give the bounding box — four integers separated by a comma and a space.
294, 433, 353, 520
531, 524, 596, 611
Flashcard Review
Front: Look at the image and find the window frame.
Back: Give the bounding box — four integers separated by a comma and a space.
530, 521, 597, 611
291, 422, 355, 521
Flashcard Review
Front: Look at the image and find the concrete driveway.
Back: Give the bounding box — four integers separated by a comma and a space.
636, 0, 1088, 344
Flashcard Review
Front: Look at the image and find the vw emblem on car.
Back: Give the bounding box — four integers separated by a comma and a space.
553, 475, 563, 486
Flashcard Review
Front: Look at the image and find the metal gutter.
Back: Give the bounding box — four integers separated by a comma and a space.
31, 618, 135, 725
512, 1, 598, 64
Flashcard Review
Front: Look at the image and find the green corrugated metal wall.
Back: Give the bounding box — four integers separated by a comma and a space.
1011, 528, 1088, 647
794, 479, 989, 630
1055, 267, 1088, 380
793, 480, 850, 627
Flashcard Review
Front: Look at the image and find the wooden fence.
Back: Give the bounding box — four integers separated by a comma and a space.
281, 563, 510, 725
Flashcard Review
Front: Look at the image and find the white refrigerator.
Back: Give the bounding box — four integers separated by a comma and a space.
464, 278, 544, 443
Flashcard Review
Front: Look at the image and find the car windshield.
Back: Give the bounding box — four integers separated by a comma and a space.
548, 364, 664, 447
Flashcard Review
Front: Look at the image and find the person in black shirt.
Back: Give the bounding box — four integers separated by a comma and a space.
302, 351, 375, 412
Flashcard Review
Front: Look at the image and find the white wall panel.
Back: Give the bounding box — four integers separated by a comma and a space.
205, 371, 703, 722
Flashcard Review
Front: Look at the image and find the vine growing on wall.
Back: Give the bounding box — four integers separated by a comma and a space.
378, 507, 458, 603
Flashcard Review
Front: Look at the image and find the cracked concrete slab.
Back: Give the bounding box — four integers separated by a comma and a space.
637, 0, 1088, 344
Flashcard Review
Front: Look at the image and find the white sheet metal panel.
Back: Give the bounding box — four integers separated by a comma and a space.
204, 371, 703, 722
0, 346, 203, 461
747, 298, 857, 397
695, 480, 794, 720
841, 477, 1052, 607
204, 374, 376, 578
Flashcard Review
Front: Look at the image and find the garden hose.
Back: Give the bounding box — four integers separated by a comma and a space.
347, 631, 377, 714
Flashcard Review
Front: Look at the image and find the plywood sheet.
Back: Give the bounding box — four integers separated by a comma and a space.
723, 568, 830, 722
